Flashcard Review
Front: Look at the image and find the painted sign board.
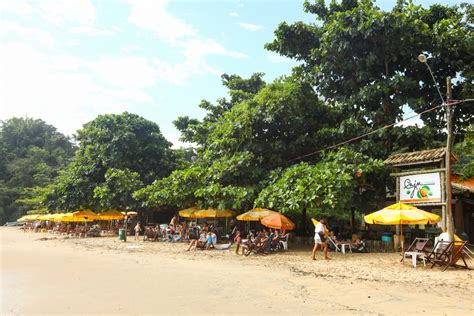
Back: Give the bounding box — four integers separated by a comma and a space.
399, 172, 442, 203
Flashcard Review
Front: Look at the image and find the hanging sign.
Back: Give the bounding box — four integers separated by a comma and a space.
399, 172, 442, 203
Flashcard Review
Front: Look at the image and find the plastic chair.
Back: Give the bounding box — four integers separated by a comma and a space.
279, 234, 289, 250
401, 237, 429, 267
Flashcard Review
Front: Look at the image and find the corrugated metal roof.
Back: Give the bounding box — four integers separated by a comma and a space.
384, 148, 454, 166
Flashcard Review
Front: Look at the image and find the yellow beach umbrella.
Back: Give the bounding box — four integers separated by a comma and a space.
121, 211, 137, 216
57, 213, 93, 222
364, 202, 440, 252
38, 214, 57, 221
99, 210, 125, 221
21, 214, 41, 221
364, 202, 440, 225
49, 213, 65, 221
178, 207, 200, 218
236, 208, 278, 221
73, 209, 100, 220
194, 208, 235, 218
17, 215, 29, 222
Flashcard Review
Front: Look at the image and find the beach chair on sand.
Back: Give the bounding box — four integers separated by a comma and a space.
401, 238, 429, 267
328, 237, 352, 254
427, 240, 470, 271
279, 234, 289, 251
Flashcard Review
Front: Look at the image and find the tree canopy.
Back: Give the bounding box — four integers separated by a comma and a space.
266, 0, 473, 154
136, 74, 387, 220
44, 112, 175, 211
0, 117, 75, 222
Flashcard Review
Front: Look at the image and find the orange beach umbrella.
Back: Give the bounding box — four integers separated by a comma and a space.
260, 213, 295, 230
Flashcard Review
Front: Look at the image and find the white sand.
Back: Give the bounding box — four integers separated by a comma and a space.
1, 227, 473, 315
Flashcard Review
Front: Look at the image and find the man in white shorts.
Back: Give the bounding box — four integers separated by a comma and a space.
311, 218, 330, 260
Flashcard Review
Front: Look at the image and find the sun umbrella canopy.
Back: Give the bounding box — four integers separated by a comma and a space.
99, 210, 125, 221
178, 207, 200, 218
236, 208, 278, 221
17, 215, 30, 222
38, 214, 57, 221
73, 209, 100, 220
260, 213, 295, 230
194, 208, 235, 218
364, 202, 440, 225
121, 211, 137, 216
57, 213, 94, 222
21, 214, 41, 221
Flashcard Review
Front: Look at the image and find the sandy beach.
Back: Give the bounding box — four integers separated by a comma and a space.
1, 227, 472, 315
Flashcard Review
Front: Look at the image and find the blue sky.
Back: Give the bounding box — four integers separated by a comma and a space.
0, 0, 460, 147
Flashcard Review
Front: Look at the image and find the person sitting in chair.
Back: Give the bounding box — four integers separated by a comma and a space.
351, 238, 368, 253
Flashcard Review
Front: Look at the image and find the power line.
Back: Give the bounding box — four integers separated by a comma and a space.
284, 99, 471, 164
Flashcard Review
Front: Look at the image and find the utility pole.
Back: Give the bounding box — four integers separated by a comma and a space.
445, 76, 454, 241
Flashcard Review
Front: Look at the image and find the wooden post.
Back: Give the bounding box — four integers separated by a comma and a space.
445, 77, 455, 242
440, 162, 447, 230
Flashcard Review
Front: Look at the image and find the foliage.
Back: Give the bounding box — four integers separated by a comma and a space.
139, 75, 338, 209
454, 125, 474, 179
255, 148, 387, 220
0, 117, 75, 223
266, 0, 473, 155
44, 112, 175, 211
93, 168, 143, 211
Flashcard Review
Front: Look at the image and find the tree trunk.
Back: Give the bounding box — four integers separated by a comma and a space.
301, 208, 307, 236
350, 208, 355, 234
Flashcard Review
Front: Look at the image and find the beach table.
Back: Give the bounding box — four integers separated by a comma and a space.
340, 243, 352, 254
404, 251, 426, 268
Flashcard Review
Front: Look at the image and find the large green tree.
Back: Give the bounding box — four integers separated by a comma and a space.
137, 75, 349, 212
45, 112, 175, 211
0, 117, 75, 223
266, 0, 473, 156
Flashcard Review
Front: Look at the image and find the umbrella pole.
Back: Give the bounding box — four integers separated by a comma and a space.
400, 223, 403, 253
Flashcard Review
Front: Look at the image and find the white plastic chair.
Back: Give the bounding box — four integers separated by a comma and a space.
279, 234, 289, 250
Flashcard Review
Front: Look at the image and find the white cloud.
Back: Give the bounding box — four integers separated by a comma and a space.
238, 22, 262, 32
121, 45, 144, 54
0, 42, 158, 135
70, 26, 114, 36
37, 0, 96, 26
0, 0, 33, 15
229, 12, 238, 17
183, 38, 247, 60
0, 21, 55, 48
121, 1, 246, 85
149, 39, 247, 86
268, 53, 292, 63
124, 0, 195, 42
89, 57, 157, 89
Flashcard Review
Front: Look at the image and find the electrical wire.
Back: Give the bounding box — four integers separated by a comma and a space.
284, 99, 471, 164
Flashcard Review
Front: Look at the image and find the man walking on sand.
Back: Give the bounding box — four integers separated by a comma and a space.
311, 218, 330, 260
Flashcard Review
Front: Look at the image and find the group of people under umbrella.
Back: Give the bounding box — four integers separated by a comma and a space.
17, 209, 137, 236
179, 207, 296, 230
18, 209, 131, 222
